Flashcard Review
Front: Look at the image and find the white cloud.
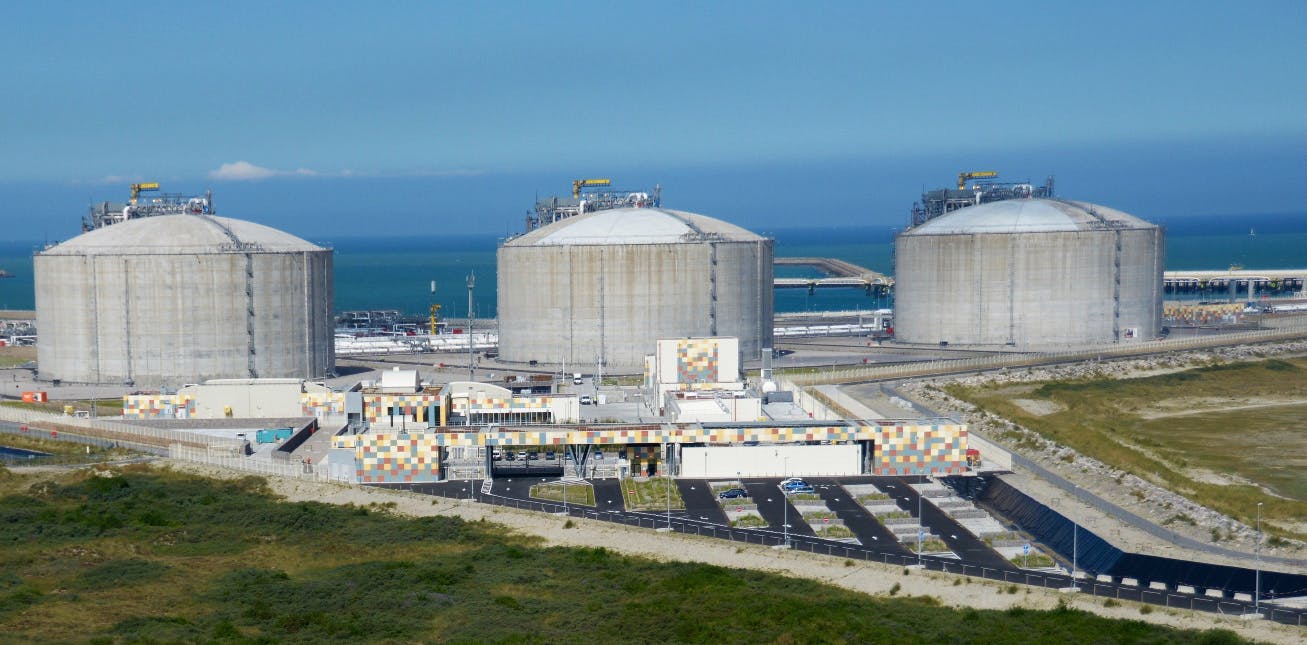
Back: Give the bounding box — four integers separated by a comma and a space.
208, 161, 289, 181
207, 162, 487, 181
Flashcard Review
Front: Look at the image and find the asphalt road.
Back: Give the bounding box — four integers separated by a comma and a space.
885, 476, 1017, 571
809, 476, 909, 554
590, 478, 627, 512
677, 478, 729, 525
743, 478, 816, 537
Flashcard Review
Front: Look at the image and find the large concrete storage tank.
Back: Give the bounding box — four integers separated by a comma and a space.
498, 208, 773, 370
894, 199, 1163, 347
35, 215, 333, 385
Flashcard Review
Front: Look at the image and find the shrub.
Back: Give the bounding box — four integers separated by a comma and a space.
888, 583, 900, 596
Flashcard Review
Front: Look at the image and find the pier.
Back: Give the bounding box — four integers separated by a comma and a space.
773, 257, 893, 292
774, 258, 1307, 298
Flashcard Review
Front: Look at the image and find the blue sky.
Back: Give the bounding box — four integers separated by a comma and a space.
1, 1, 1303, 240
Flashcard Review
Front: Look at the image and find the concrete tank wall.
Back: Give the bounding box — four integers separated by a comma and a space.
34, 249, 333, 385
497, 239, 773, 369
895, 227, 1163, 347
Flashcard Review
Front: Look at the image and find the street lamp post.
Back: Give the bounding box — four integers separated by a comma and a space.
782, 455, 791, 549
466, 271, 475, 383
917, 478, 924, 567
1255, 501, 1263, 617
665, 471, 672, 530
563, 477, 569, 516
1072, 485, 1080, 587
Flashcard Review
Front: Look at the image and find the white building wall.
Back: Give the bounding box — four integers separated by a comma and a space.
680, 444, 860, 478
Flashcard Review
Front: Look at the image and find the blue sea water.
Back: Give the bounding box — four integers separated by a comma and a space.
1, 212, 1302, 316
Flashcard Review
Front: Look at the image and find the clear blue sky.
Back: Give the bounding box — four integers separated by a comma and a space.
1, 1, 1303, 240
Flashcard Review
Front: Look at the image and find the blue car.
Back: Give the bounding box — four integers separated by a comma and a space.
780, 479, 810, 491
785, 485, 815, 495
718, 488, 749, 500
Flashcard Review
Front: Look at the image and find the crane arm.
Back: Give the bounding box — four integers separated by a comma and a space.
957, 171, 999, 190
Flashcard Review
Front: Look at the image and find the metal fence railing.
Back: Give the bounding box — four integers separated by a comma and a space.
395, 485, 1305, 628
1008, 451, 1307, 570
0, 407, 242, 451
165, 444, 352, 484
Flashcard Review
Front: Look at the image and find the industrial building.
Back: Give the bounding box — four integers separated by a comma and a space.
497, 207, 774, 370
894, 199, 1164, 347
35, 214, 334, 385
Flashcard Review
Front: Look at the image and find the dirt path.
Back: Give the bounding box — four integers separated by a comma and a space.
141, 460, 1306, 643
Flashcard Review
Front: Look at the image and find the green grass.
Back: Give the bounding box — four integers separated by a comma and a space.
909, 538, 950, 553
730, 515, 768, 528
530, 481, 596, 506
876, 510, 912, 521
787, 492, 823, 501
621, 477, 685, 511
803, 511, 838, 521
0, 466, 1254, 643
0, 398, 123, 416
0, 432, 137, 465
1011, 554, 1056, 568
949, 357, 1307, 540
859, 492, 891, 502
816, 525, 855, 538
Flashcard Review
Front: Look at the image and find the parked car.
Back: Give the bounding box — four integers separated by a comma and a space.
785, 485, 815, 495
779, 477, 805, 486
781, 479, 811, 491
718, 488, 749, 500
579, 395, 594, 405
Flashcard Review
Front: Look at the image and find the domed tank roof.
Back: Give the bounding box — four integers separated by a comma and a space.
504, 208, 765, 247
904, 199, 1156, 236
39, 215, 325, 256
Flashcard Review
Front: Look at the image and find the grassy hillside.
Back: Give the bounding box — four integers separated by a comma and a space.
0, 466, 1249, 643
948, 357, 1307, 541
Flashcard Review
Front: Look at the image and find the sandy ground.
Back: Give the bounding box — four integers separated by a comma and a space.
45, 458, 1292, 644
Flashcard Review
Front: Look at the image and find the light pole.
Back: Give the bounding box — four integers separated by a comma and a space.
917, 478, 924, 567
665, 470, 672, 530
563, 477, 569, 516
1255, 501, 1263, 617
782, 455, 791, 549
1072, 485, 1080, 586
466, 271, 475, 383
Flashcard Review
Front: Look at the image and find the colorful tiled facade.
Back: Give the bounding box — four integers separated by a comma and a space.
675, 339, 719, 383
870, 423, 967, 476
302, 392, 346, 417
363, 394, 443, 425
336, 433, 443, 484
333, 422, 968, 482
122, 394, 195, 419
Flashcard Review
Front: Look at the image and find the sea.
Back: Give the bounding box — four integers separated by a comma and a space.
1, 212, 1303, 318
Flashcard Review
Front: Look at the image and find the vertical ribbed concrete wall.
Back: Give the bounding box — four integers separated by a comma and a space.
498, 208, 773, 370
895, 199, 1163, 347
35, 215, 333, 385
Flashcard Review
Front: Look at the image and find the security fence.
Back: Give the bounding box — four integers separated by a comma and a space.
0, 406, 242, 451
